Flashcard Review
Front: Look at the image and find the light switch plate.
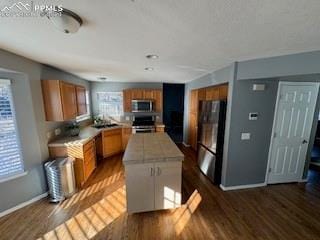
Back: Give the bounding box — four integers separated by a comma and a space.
241, 133, 251, 140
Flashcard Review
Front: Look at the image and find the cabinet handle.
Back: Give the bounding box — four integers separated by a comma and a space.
150, 167, 154, 176
157, 167, 162, 176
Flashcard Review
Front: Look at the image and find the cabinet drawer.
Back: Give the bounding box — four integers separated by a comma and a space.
83, 140, 94, 153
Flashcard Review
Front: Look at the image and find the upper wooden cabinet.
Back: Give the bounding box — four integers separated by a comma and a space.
205, 87, 219, 101
123, 88, 163, 113
76, 85, 87, 116
42, 80, 87, 121
189, 89, 199, 114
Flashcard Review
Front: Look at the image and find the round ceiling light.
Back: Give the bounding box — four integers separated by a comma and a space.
47, 9, 83, 34
146, 54, 159, 59
144, 67, 154, 71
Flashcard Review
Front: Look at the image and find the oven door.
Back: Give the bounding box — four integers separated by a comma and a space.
132, 127, 155, 134
132, 100, 153, 112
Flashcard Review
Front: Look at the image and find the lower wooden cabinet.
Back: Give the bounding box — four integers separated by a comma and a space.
125, 161, 182, 213
48, 139, 97, 188
122, 127, 132, 150
102, 128, 122, 158
188, 112, 198, 150
156, 125, 165, 132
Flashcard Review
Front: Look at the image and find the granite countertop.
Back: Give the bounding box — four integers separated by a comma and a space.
48, 122, 165, 148
47, 125, 123, 147
123, 133, 184, 165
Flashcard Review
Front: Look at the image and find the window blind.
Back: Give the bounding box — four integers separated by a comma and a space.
0, 79, 24, 180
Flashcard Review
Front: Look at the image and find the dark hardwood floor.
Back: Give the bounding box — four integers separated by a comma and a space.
1, 145, 320, 240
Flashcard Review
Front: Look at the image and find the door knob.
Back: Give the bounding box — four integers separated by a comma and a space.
302, 140, 308, 144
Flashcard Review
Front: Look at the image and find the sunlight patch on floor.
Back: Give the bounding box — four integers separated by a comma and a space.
172, 190, 202, 235
59, 172, 123, 210
38, 186, 126, 240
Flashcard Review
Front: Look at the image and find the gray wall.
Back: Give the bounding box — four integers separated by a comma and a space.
0, 50, 90, 213
223, 76, 320, 186
91, 82, 163, 120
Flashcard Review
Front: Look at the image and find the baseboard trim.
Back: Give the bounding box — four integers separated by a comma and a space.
0, 192, 48, 218
299, 178, 308, 183
182, 142, 190, 147
220, 182, 267, 191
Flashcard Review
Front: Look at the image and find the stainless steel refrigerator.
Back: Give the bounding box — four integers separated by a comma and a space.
197, 100, 226, 184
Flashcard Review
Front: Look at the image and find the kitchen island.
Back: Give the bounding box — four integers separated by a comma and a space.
123, 133, 184, 213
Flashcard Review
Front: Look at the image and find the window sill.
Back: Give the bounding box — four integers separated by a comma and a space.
0, 171, 28, 184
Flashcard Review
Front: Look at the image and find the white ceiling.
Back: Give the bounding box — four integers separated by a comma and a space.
0, 0, 320, 83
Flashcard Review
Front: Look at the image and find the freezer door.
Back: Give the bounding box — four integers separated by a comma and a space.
199, 101, 220, 153
197, 145, 217, 183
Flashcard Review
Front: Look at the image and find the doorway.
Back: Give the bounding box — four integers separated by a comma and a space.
163, 83, 185, 143
267, 82, 320, 184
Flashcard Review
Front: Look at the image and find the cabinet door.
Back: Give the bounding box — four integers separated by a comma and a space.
83, 140, 96, 181
189, 89, 198, 113
205, 87, 219, 101
76, 85, 87, 116
188, 112, 198, 150
123, 89, 132, 112
154, 161, 182, 210
198, 88, 206, 101
143, 89, 154, 99
60, 82, 77, 120
219, 84, 228, 99
125, 163, 155, 213
154, 90, 163, 112
122, 127, 132, 150
41, 80, 64, 121
103, 129, 122, 157
131, 89, 144, 99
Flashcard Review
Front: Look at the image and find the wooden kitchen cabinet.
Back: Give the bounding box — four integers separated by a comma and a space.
131, 89, 144, 99
122, 88, 163, 112
188, 112, 198, 150
189, 89, 199, 113
205, 87, 219, 101
42, 80, 86, 121
219, 84, 228, 99
122, 127, 132, 150
76, 85, 87, 116
102, 128, 122, 158
48, 139, 96, 188
123, 89, 132, 112
154, 90, 163, 112
143, 89, 154, 99
156, 125, 165, 132
125, 161, 182, 213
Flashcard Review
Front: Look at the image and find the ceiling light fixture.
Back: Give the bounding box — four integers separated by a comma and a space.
47, 8, 83, 34
146, 54, 159, 59
144, 67, 154, 71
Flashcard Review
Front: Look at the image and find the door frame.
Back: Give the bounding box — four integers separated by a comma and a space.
265, 81, 320, 184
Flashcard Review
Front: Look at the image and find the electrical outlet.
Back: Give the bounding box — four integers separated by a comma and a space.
241, 133, 251, 140
54, 128, 61, 136
46, 131, 53, 139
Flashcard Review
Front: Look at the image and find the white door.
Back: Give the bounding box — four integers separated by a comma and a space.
154, 161, 182, 210
267, 82, 319, 184
125, 163, 155, 213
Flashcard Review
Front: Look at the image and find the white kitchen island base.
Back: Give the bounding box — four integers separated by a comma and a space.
123, 133, 184, 214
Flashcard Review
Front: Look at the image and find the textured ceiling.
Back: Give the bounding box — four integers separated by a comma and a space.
0, 0, 320, 83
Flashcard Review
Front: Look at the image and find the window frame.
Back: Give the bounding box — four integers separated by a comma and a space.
0, 79, 25, 182
96, 91, 124, 118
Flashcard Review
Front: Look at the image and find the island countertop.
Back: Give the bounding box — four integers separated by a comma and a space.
123, 133, 184, 165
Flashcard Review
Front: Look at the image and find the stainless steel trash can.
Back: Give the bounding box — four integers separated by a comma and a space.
45, 157, 76, 203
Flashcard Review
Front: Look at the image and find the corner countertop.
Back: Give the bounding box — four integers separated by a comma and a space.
48, 122, 165, 148
123, 133, 184, 165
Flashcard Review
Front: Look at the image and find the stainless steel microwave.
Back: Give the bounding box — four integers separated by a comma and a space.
131, 100, 154, 112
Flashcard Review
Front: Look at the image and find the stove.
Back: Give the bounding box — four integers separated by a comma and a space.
132, 116, 156, 133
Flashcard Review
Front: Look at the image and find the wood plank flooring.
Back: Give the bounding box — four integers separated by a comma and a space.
1, 145, 320, 239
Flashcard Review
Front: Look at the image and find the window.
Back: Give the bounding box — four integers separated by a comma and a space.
96, 92, 123, 118
0, 79, 24, 180
76, 90, 91, 122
